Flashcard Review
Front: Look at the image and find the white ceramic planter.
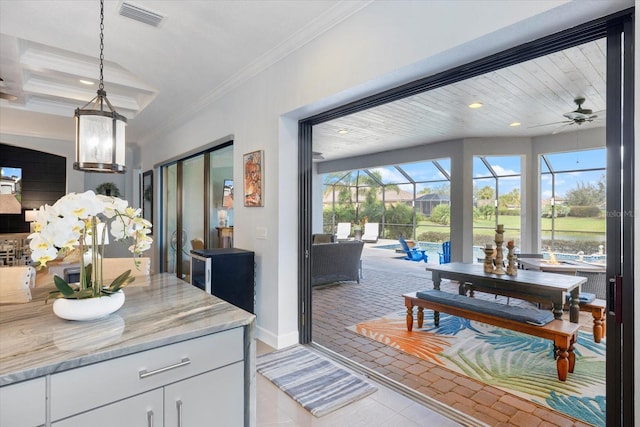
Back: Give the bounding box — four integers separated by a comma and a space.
52, 291, 125, 321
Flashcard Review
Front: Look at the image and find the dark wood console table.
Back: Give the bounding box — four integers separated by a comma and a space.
216, 227, 233, 248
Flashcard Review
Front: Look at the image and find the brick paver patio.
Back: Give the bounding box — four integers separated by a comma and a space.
312, 240, 595, 427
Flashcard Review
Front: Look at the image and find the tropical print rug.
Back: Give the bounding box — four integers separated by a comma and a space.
349, 312, 605, 426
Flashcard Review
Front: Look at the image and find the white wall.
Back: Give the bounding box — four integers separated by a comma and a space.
138, 0, 633, 351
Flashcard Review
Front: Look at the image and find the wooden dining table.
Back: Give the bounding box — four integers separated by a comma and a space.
518, 257, 605, 275
425, 262, 586, 323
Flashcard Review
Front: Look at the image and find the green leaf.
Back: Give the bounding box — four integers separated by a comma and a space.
106, 270, 135, 293
74, 289, 95, 299
53, 276, 77, 297
45, 290, 63, 304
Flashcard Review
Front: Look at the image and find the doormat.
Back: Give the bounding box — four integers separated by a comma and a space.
349, 312, 605, 426
256, 345, 377, 417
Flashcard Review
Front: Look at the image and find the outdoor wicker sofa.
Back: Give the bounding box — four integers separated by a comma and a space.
311, 240, 364, 286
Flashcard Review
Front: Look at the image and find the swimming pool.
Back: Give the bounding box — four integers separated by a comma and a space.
373, 242, 605, 265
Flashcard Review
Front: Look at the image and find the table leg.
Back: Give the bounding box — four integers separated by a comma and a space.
431, 271, 441, 291
569, 289, 580, 324
552, 299, 564, 320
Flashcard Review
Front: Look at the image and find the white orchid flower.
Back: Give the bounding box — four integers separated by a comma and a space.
98, 195, 128, 218
30, 246, 59, 267
31, 191, 153, 272
54, 190, 103, 219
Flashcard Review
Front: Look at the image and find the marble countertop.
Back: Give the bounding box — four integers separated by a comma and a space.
0, 273, 256, 386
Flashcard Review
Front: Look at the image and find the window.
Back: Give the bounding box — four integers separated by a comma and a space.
473, 156, 522, 248
321, 158, 450, 241
540, 148, 605, 260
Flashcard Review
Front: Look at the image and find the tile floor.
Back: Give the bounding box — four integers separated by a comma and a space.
308, 241, 597, 427
256, 340, 466, 427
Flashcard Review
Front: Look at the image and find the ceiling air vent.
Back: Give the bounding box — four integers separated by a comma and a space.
119, 2, 164, 27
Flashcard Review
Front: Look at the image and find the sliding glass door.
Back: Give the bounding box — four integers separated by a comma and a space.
160, 142, 233, 280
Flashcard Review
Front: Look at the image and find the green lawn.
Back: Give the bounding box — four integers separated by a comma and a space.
416, 216, 605, 239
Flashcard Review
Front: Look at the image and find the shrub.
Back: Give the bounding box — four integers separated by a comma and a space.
541, 239, 604, 254
498, 208, 520, 216
430, 204, 451, 225
568, 206, 601, 217
541, 204, 570, 218
417, 231, 450, 242
383, 204, 415, 238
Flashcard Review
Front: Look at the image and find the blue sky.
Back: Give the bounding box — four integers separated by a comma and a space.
324, 148, 606, 199
0, 167, 22, 180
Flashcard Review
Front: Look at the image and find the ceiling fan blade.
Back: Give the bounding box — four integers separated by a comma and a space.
551, 122, 575, 135
0, 92, 17, 101
527, 120, 571, 129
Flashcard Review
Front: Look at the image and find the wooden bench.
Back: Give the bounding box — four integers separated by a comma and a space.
403, 291, 580, 381
580, 299, 606, 343
464, 282, 605, 344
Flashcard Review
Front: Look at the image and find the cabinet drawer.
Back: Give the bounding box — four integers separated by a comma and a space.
51, 327, 243, 421
0, 377, 46, 427
52, 389, 163, 427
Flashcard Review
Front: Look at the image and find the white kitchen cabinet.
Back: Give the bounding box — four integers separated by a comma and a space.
165, 361, 244, 427
53, 362, 244, 427
49, 328, 245, 426
0, 377, 45, 427
0, 274, 255, 427
52, 389, 164, 427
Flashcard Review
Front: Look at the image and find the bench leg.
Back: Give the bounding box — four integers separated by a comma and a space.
405, 301, 414, 332
554, 336, 575, 381
417, 307, 424, 329
591, 307, 605, 343
569, 334, 576, 374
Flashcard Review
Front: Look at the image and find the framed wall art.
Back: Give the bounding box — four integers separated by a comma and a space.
142, 170, 153, 233
243, 150, 263, 207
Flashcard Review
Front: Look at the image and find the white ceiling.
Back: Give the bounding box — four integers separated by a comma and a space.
0, 1, 607, 162
0, 0, 368, 143
313, 38, 606, 161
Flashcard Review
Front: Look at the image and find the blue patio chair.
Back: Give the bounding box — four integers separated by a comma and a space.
398, 237, 428, 263
438, 241, 451, 264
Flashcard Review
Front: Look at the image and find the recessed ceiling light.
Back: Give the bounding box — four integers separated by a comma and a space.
337, 129, 348, 135
509, 122, 521, 127
468, 102, 483, 109
79, 80, 94, 85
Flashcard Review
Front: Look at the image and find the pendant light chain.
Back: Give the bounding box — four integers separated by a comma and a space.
74, 0, 127, 174
99, 0, 105, 91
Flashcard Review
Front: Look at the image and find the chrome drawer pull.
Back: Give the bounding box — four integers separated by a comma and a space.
147, 410, 154, 427
139, 357, 191, 379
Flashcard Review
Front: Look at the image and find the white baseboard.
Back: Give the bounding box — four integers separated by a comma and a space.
256, 326, 299, 350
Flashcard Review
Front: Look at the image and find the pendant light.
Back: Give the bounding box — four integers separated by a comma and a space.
74, 0, 127, 173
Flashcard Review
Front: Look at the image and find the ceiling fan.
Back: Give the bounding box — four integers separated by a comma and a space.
530, 97, 603, 134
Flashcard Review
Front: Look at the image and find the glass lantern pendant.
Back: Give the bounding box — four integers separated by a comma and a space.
74, 0, 127, 174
